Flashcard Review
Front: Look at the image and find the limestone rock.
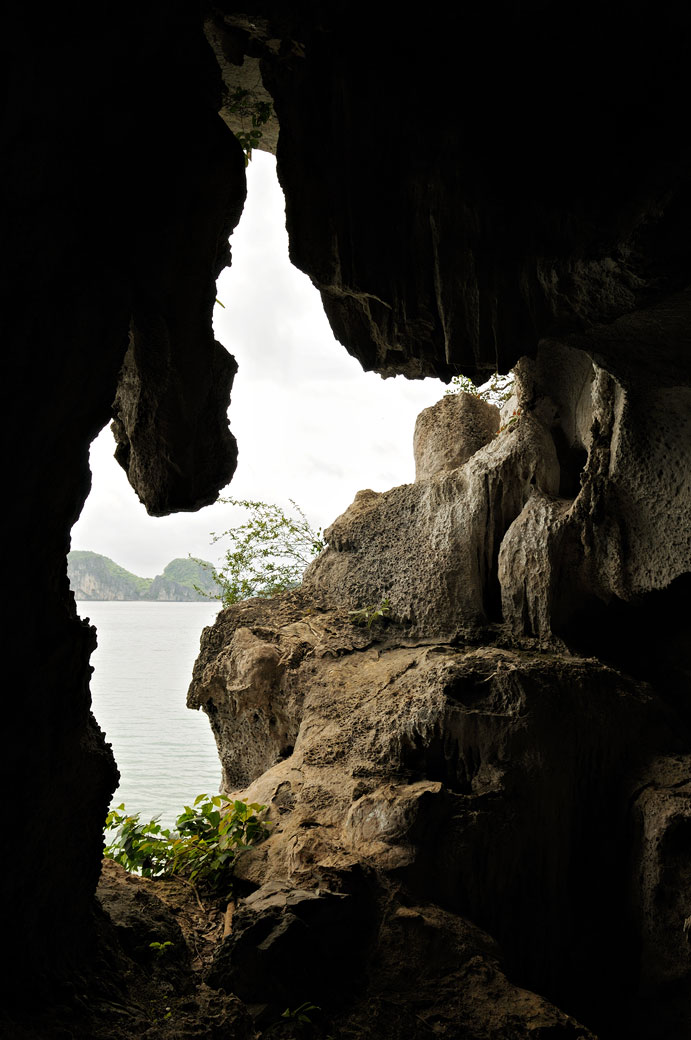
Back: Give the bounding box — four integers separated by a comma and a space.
189, 589, 666, 1033
67, 552, 217, 601
303, 411, 559, 636
338, 902, 597, 1040
498, 491, 572, 640
207, 880, 369, 1018
188, 589, 376, 789
7, 1, 691, 1031
496, 344, 691, 642
413, 392, 500, 481
188, 364, 690, 1035
220, 8, 691, 383
211, 887, 597, 1039
3, 3, 249, 994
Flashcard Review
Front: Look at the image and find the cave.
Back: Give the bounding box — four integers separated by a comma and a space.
3, 3, 690, 1038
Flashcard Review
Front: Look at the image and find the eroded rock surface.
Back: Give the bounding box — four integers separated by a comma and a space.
189, 365, 690, 1038
207, 5, 691, 384
7, 2, 691, 1035
303, 402, 559, 636
190, 590, 679, 1036
499, 345, 691, 643
413, 393, 500, 481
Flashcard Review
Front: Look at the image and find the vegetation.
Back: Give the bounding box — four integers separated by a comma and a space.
104, 794, 268, 899
157, 558, 218, 596
224, 85, 273, 164
68, 550, 152, 598
444, 371, 523, 434
348, 598, 391, 628
194, 498, 325, 607
68, 552, 218, 601
498, 407, 522, 433
445, 370, 514, 407
281, 1002, 321, 1025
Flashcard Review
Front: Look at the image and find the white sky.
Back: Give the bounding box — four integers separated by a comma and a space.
71, 152, 446, 577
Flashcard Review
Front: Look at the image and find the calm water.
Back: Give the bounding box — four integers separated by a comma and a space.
78, 601, 223, 827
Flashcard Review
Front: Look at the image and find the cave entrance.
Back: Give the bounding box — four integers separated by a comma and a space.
71, 151, 445, 826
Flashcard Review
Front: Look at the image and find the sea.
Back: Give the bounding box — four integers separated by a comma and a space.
78, 600, 224, 828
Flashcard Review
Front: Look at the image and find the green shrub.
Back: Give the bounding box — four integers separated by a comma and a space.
444, 370, 514, 406
104, 794, 268, 898
223, 86, 273, 165
192, 498, 325, 607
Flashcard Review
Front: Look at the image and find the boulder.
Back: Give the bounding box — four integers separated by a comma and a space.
413, 392, 500, 481
303, 411, 559, 636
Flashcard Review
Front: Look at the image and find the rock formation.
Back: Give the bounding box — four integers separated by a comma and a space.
188, 372, 690, 1038
4, 2, 690, 1038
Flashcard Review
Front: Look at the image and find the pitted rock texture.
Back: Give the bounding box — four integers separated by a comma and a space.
189, 363, 690, 1037
189, 592, 678, 1036
303, 409, 559, 636
498, 344, 691, 643
413, 392, 500, 481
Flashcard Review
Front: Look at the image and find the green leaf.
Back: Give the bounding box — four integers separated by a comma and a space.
197, 499, 324, 607
103, 795, 269, 895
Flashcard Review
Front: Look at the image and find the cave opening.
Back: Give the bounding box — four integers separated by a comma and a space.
71, 150, 447, 825
7, 6, 690, 1037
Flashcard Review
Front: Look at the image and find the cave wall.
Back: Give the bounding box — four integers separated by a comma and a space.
207, 1, 691, 381
3, 1, 690, 1033
194, 5, 690, 1037
188, 354, 690, 1036
2, 2, 245, 991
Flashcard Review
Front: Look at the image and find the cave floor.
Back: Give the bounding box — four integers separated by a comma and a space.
0, 860, 288, 1040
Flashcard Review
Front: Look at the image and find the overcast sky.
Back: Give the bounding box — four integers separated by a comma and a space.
71, 152, 446, 578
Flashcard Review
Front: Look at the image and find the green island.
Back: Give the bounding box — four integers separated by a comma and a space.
68, 550, 220, 602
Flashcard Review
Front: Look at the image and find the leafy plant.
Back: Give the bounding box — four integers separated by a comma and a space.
281, 1002, 321, 1024
193, 498, 325, 607
445, 370, 514, 407
104, 794, 268, 898
224, 86, 273, 165
348, 598, 391, 628
498, 407, 522, 433
149, 940, 174, 959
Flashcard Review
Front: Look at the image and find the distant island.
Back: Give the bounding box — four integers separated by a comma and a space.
68, 551, 220, 602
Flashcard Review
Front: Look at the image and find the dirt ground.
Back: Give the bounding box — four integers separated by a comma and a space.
0, 860, 321, 1040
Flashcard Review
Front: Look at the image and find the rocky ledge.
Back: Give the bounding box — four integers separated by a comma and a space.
184, 355, 691, 1039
